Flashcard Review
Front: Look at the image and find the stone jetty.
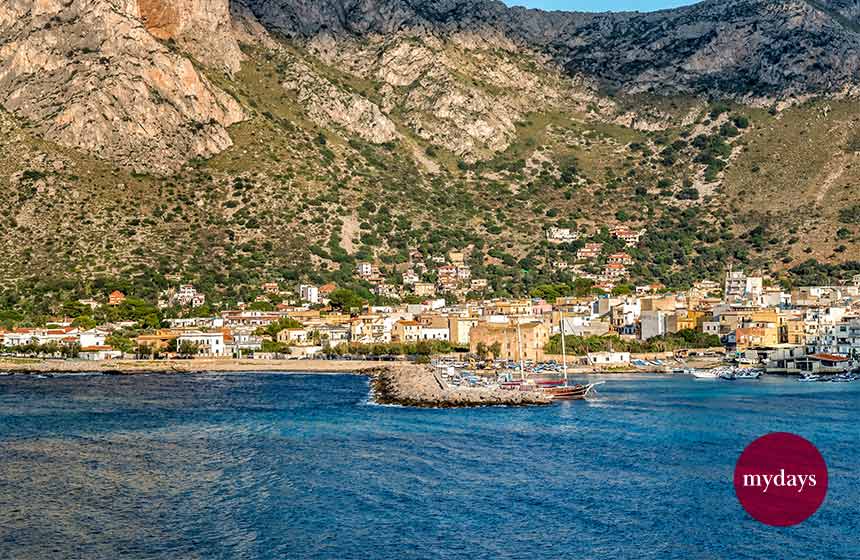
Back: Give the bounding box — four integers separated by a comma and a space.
368, 364, 551, 408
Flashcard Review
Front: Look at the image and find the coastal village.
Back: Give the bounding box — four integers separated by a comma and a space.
4, 232, 860, 377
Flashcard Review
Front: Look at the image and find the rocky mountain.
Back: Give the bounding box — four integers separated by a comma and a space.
4, 0, 860, 171
247, 0, 860, 100
4, 0, 860, 312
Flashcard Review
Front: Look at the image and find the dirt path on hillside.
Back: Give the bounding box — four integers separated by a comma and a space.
815, 152, 851, 203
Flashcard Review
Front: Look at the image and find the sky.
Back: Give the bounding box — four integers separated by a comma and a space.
504, 1, 699, 12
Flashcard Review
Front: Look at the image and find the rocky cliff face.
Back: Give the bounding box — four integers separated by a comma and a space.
0, 0, 245, 173
137, 0, 245, 73
301, 31, 594, 161
5, 0, 860, 171
245, 0, 860, 101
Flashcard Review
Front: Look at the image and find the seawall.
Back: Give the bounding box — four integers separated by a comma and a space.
368, 364, 551, 408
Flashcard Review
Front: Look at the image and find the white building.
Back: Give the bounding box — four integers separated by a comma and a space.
177, 285, 206, 308
176, 331, 227, 357
546, 227, 581, 244
299, 284, 320, 305
810, 319, 860, 356
419, 327, 450, 341
640, 310, 669, 341
79, 328, 109, 349
586, 352, 631, 366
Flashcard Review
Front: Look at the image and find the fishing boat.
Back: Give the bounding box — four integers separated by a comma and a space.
691, 369, 720, 379
720, 368, 762, 380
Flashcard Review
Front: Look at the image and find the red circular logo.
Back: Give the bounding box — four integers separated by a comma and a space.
734, 432, 828, 526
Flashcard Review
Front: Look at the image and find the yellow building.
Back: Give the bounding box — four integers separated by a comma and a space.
640, 296, 677, 312
671, 310, 709, 332
488, 300, 533, 316
392, 320, 421, 343
449, 316, 479, 347
135, 330, 179, 352
288, 310, 321, 323
781, 315, 807, 345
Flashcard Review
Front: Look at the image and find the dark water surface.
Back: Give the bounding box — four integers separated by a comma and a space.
0, 373, 858, 559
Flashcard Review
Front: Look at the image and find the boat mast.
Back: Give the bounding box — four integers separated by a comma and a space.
560, 310, 568, 384
516, 318, 525, 381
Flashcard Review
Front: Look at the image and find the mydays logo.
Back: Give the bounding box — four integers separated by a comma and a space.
741, 469, 817, 494
733, 432, 828, 527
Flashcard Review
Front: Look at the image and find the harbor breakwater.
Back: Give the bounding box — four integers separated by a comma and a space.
368, 364, 552, 407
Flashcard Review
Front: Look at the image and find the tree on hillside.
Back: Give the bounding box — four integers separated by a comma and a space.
256, 317, 304, 339
329, 289, 366, 313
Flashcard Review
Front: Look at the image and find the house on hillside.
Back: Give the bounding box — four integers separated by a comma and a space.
299, 284, 320, 304
546, 227, 580, 244
577, 243, 603, 261
261, 282, 279, 294
610, 226, 645, 247
604, 263, 628, 278
414, 282, 436, 297
607, 252, 633, 265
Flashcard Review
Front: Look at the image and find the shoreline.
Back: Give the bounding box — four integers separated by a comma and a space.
0, 358, 382, 375
0, 356, 723, 377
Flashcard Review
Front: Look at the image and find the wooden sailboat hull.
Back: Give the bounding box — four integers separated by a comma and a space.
542, 383, 601, 400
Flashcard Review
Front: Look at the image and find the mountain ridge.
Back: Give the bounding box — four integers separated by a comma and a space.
3, 0, 860, 310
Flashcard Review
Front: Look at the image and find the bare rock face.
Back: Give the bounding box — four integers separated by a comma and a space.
245, 0, 860, 101
0, 0, 245, 173
281, 58, 399, 144
306, 32, 592, 160
136, 0, 244, 74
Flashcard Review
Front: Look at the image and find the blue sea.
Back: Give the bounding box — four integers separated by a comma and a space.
0, 372, 858, 559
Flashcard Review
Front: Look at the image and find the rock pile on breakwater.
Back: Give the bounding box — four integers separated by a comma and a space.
368, 364, 551, 408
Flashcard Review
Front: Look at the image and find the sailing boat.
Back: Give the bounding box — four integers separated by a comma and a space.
538, 312, 603, 400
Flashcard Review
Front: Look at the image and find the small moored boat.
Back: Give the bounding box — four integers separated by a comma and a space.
542, 382, 604, 400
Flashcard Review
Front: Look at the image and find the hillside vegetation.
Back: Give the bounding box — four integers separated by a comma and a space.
3, 29, 860, 317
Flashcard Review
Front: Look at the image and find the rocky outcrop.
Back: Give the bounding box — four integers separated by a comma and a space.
136, 0, 245, 74
305, 32, 592, 160
369, 364, 551, 407
281, 58, 398, 144
0, 0, 244, 173
246, 0, 860, 101
8, 0, 860, 171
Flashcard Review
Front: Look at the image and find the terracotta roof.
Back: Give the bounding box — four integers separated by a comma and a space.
811, 353, 850, 362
